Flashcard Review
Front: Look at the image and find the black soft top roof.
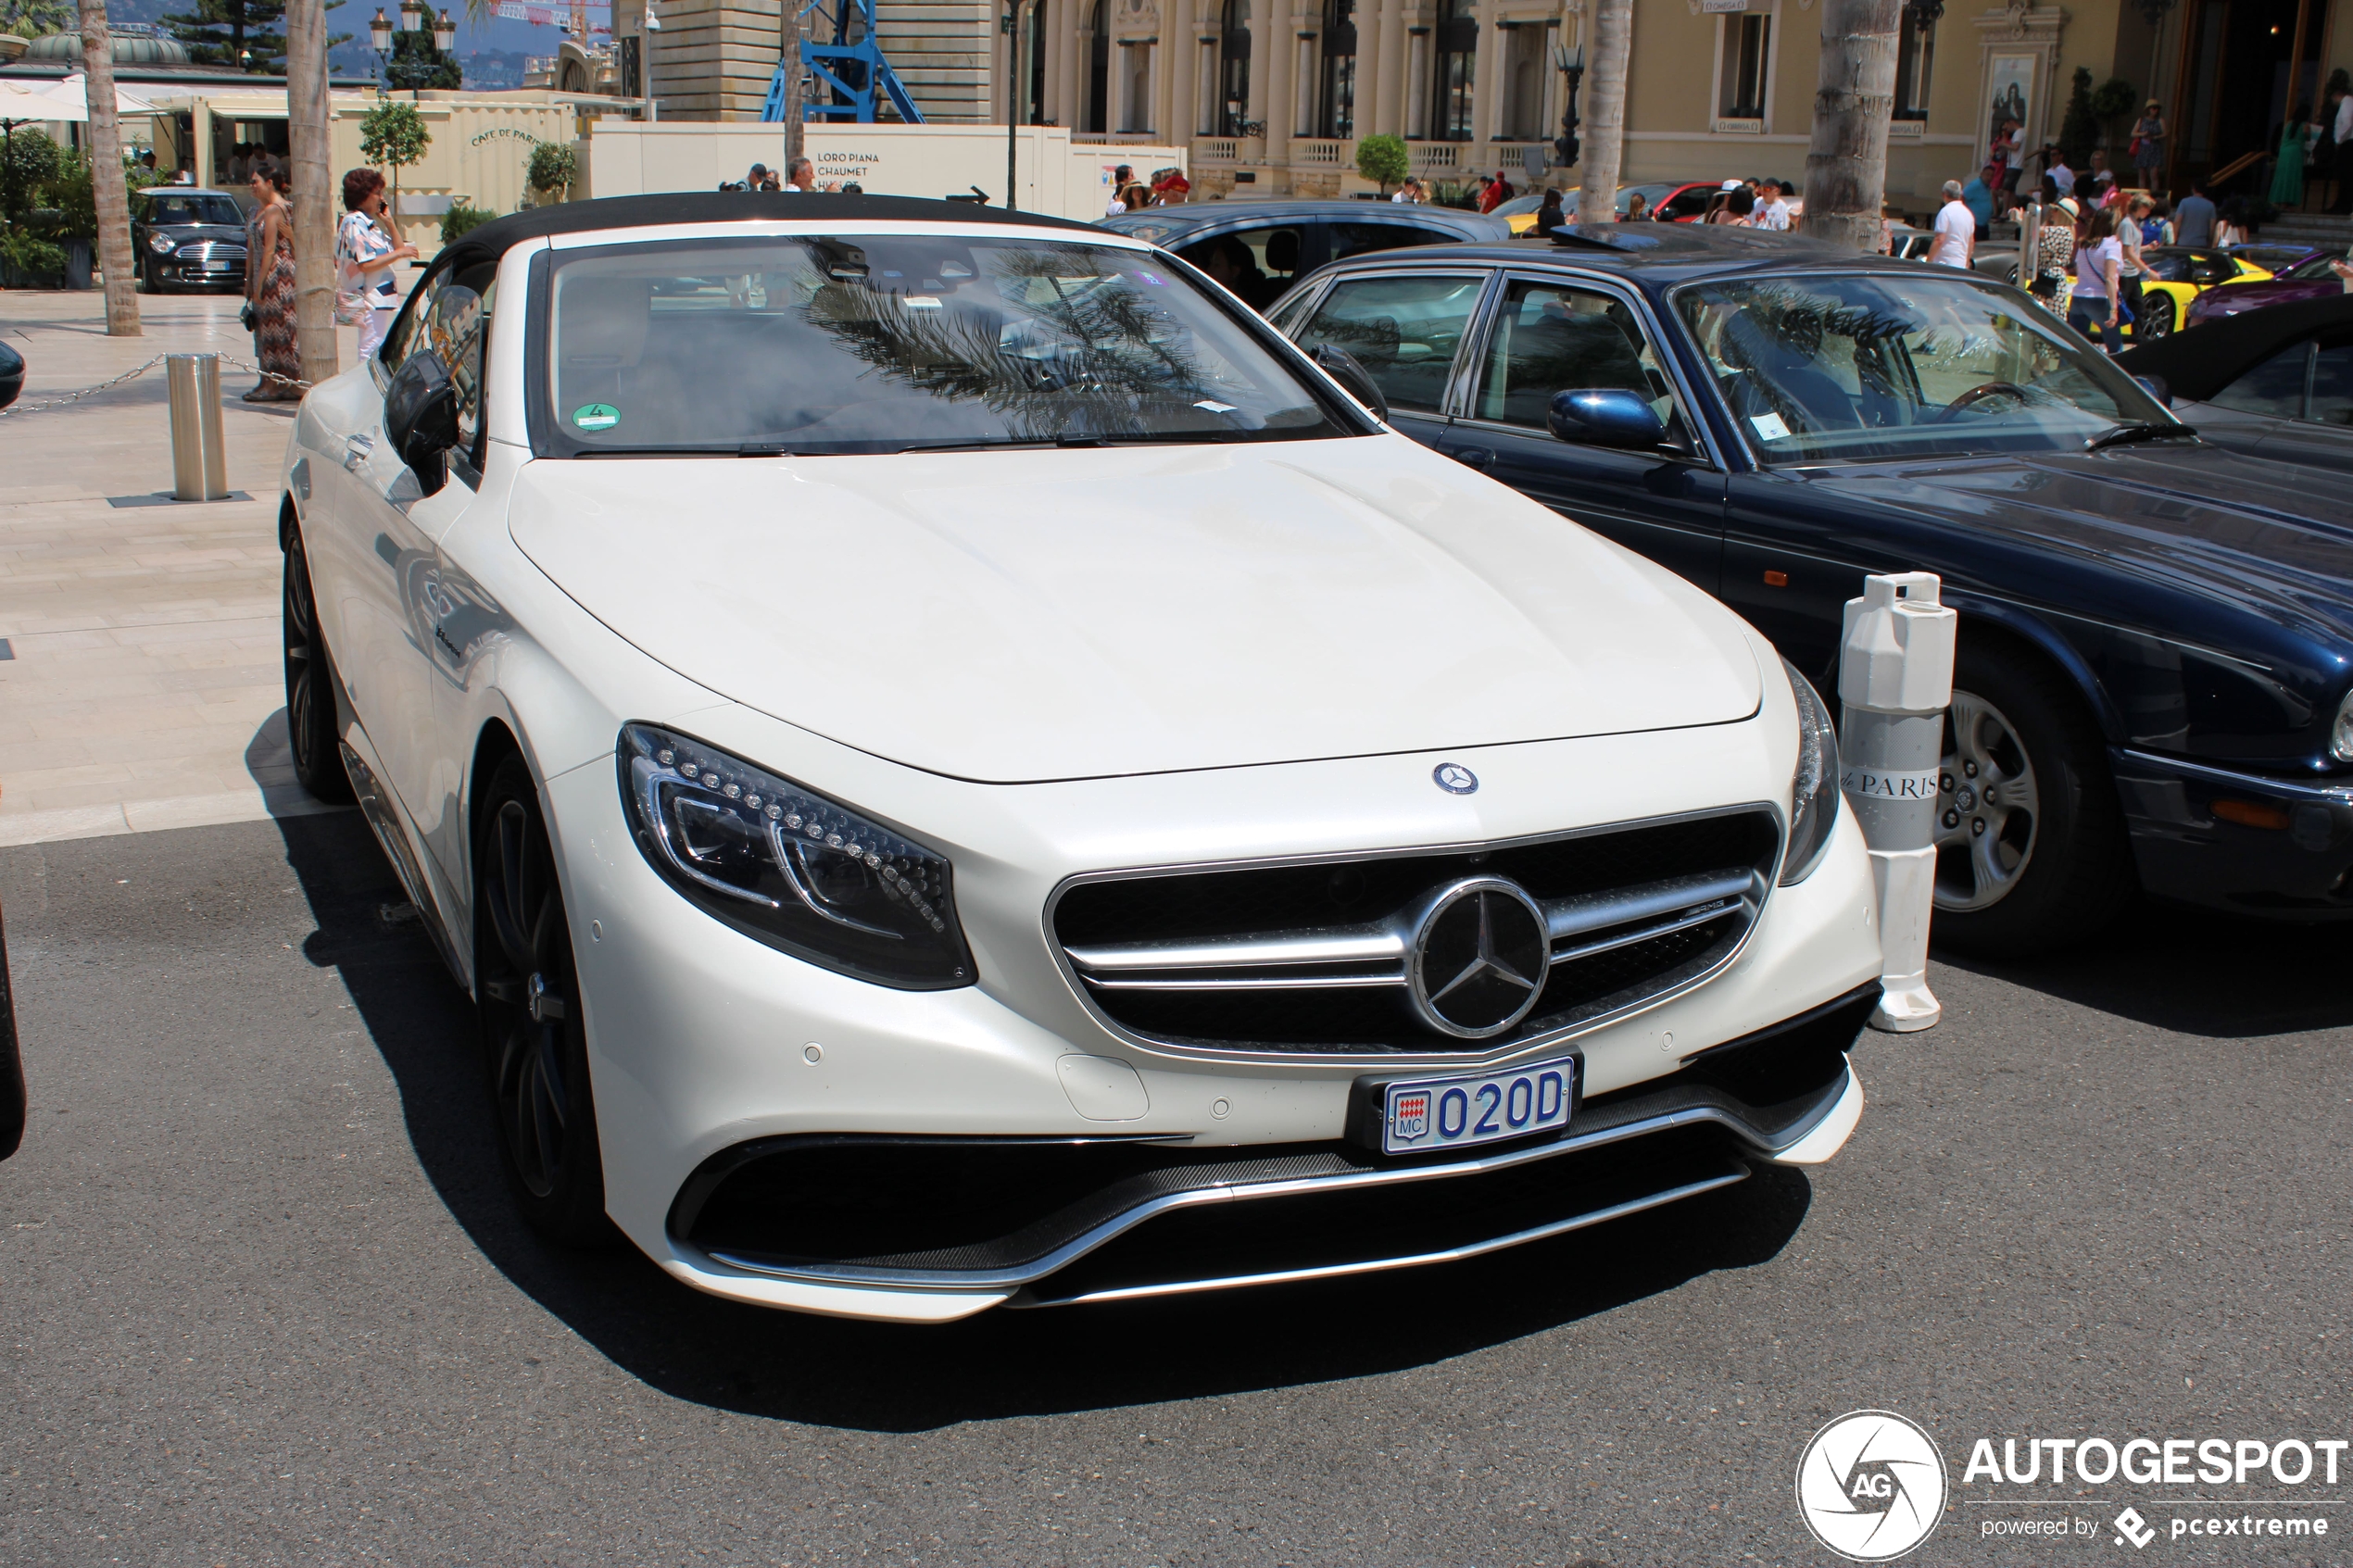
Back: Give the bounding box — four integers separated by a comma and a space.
437, 192, 1101, 276
2117, 294, 2353, 403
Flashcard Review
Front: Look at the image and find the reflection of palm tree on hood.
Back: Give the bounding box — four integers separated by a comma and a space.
799, 244, 1214, 442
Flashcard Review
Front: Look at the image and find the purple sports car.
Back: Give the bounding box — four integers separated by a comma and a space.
2184, 245, 2351, 326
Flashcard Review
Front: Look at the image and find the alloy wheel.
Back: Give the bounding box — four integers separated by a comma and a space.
481, 798, 576, 1199
2140, 295, 2173, 342
1933, 689, 2042, 911
281, 534, 352, 801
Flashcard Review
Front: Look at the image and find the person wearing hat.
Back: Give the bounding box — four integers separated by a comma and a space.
2131, 100, 2167, 184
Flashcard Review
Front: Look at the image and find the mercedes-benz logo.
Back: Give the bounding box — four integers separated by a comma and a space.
1407, 877, 1551, 1037
1432, 763, 1478, 795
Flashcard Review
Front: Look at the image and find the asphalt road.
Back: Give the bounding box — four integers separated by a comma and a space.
2, 812, 2348, 1567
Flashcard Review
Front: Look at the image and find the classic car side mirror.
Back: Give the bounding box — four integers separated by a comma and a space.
1547, 387, 1667, 448
384, 349, 459, 495
2133, 373, 2172, 408
1308, 343, 1390, 423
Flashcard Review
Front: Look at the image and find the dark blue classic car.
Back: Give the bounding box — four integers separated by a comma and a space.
1266, 224, 2353, 951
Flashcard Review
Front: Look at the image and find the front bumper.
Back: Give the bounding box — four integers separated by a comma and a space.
665, 984, 1873, 1312
2112, 747, 2353, 918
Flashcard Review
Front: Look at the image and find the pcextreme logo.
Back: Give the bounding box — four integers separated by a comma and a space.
1796, 1410, 1950, 1562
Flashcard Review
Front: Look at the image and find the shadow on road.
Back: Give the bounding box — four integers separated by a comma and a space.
1932, 897, 2353, 1039
275, 809, 1810, 1433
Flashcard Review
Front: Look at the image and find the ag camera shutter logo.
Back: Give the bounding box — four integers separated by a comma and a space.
1795, 1410, 1949, 1562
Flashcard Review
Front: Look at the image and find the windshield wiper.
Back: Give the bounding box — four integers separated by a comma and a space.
2084, 420, 2198, 452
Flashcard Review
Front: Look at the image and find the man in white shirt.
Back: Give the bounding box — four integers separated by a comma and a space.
1929, 179, 1974, 267
1757, 182, 1793, 230
2048, 151, 2075, 196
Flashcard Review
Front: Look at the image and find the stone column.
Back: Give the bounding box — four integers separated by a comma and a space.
1406, 25, 1428, 139
1296, 28, 1316, 136
1377, 0, 1408, 135
1170, 1, 1197, 136
1355, 0, 1383, 139
1263, 10, 1293, 158
1472, 7, 1501, 150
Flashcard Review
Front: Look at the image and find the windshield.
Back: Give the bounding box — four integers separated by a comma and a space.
1674, 272, 2171, 463
541, 233, 1352, 455
143, 194, 243, 226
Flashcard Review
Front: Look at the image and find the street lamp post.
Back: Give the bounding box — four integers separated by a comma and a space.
371, 2, 457, 100
1551, 43, 1584, 170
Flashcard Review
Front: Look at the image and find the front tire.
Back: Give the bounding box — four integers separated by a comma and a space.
281, 527, 355, 803
475, 755, 610, 1246
2138, 292, 2175, 342
1930, 641, 2133, 955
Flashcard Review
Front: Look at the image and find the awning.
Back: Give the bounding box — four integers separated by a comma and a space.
0, 73, 158, 122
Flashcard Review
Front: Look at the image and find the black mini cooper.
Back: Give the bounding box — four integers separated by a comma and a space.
132, 187, 249, 294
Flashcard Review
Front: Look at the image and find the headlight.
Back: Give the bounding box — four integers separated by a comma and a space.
1780, 659, 1840, 885
2334, 688, 2353, 763
617, 723, 974, 989
148, 232, 176, 254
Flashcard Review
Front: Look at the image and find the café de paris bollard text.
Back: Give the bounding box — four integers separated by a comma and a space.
1838, 572, 1957, 1034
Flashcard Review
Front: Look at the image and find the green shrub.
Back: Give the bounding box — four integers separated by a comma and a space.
0, 225, 68, 286
440, 197, 497, 245
44, 151, 95, 241
1355, 132, 1410, 194
1, 128, 62, 221
527, 142, 577, 200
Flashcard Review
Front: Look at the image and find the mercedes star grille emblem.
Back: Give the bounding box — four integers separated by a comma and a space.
1433, 763, 1478, 795
1407, 877, 1551, 1038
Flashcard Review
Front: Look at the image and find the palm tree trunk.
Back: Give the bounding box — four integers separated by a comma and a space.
1803, 0, 1900, 252
1578, 0, 1630, 223
285, 0, 338, 389
781, 0, 802, 168
75, 0, 141, 335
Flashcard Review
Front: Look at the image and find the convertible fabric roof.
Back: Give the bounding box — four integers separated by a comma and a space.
437, 193, 1101, 277
2117, 293, 2353, 403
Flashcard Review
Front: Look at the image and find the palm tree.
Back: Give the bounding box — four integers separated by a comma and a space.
72, 0, 139, 335
1578, 0, 1630, 225
285, 0, 336, 388
1802, 0, 1900, 252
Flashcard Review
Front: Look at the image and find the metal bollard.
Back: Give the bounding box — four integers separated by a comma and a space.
1838, 572, 1957, 1033
165, 353, 229, 502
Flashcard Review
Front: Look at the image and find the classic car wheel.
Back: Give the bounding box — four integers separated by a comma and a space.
281, 528, 355, 803
477, 755, 610, 1245
1931, 643, 2132, 954
2137, 293, 2174, 342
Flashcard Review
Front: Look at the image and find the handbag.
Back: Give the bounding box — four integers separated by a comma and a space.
239, 301, 256, 332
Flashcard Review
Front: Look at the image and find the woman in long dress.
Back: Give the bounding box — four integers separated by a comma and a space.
2271, 104, 2309, 209
245, 168, 301, 403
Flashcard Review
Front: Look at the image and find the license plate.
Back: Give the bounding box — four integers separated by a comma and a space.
1379, 1056, 1577, 1156
201, 261, 231, 271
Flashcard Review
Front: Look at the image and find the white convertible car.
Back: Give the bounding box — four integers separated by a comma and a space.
280, 193, 1882, 1323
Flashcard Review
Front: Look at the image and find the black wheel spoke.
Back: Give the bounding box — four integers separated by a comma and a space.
487, 803, 538, 977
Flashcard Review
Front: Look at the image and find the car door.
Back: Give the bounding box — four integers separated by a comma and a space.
329, 268, 489, 878
1431, 273, 1726, 593
1290, 268, 1493, 449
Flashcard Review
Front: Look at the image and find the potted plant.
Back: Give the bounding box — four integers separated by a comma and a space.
45, 151, 94, 289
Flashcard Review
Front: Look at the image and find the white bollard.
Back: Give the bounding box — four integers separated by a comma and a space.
1838, 572, 1957, 1033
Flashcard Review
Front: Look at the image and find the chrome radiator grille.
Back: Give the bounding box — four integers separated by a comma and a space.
1052, 808, 1780, 1055
174, 242, 247, 265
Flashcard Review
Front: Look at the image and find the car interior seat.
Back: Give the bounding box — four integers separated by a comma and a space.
555, 274, 685, 439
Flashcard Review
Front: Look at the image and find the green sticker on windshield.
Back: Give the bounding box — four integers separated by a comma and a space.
573, 403, 620, 433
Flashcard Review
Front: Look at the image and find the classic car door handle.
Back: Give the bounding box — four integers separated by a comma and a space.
1449, 446, 1494, 470
343, 433, 375, 471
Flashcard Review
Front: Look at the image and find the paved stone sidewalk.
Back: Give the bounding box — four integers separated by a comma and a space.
0, 286, 399, 847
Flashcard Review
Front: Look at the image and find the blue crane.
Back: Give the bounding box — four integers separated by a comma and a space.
761, 0, 925, 124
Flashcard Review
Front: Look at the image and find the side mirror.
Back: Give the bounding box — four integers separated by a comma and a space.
384, 349, 459, 495
1547, 387, 1667, 448
1308, 343, 1390, 422
2133, 373, 2172, 408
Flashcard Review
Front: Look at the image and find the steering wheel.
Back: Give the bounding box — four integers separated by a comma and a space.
1927, 381, 2032, 422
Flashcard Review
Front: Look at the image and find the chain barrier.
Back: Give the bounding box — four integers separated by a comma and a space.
0, 353, 309, 420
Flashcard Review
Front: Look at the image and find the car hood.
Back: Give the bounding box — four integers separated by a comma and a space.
509, 438, 1763, 783
2196, 281, 2335, 315
157, 223, 245, 244
1805, 446, 2353, 641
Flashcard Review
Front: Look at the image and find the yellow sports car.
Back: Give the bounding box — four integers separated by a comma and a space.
2119, 246, 2272, 340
